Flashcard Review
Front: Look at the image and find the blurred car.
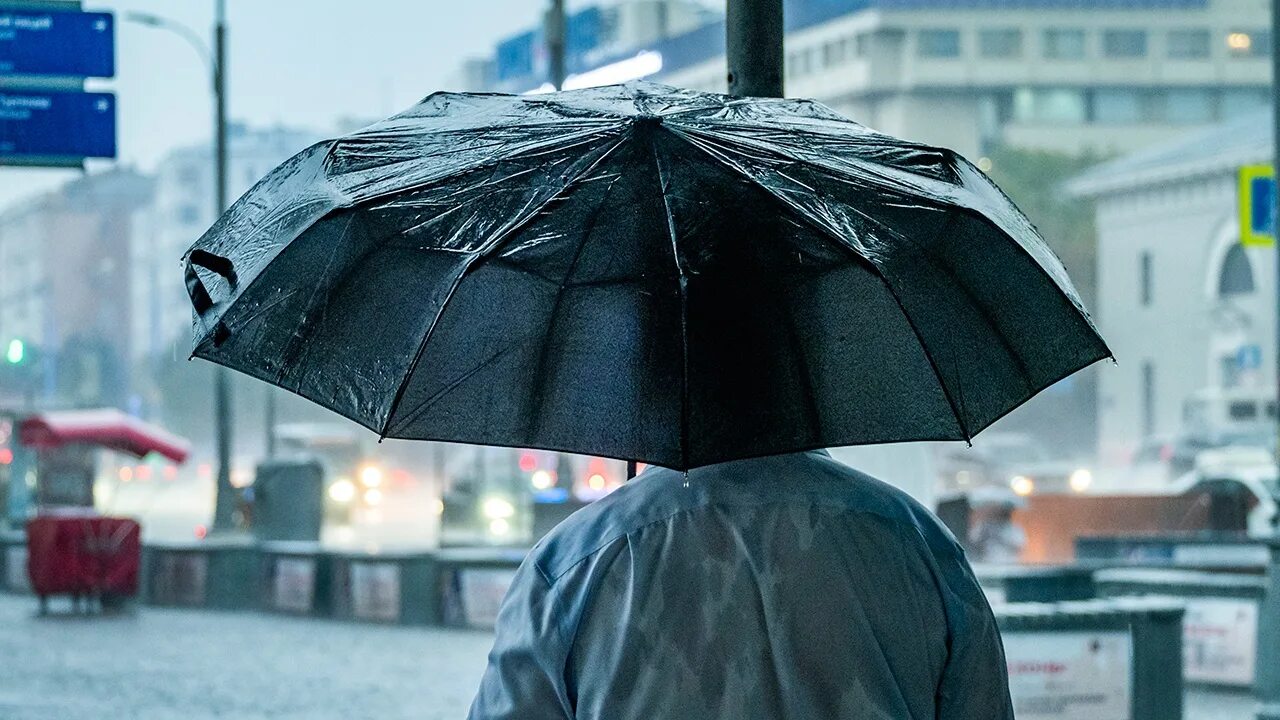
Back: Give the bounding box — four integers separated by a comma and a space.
940, 433, 1093, 497
1130, 426, 1276, 486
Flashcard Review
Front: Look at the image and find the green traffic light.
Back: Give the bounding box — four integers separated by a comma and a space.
5, 339, 23, 365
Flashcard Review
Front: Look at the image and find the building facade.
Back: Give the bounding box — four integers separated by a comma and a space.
475, 0, 1269, 160
1068, 111, 1272, 462
127, 124, 319, 366
0, 169, 154, 408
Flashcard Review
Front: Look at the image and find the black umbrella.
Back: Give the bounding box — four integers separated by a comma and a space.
184, 82, 1109, 471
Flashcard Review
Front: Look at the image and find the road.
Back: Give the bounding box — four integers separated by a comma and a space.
0, 593, 1257, 719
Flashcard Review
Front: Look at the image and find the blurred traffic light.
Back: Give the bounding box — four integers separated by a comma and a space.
5, 339, 23, 365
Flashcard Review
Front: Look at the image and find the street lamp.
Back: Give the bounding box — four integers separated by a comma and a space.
126, 2, 237, 532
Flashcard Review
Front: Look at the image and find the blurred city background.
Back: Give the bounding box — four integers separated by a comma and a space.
0, 0, 1275, 718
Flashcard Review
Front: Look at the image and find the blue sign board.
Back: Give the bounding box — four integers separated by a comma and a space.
0, 90, 116, 159
1237, 344, 1263, 371
0, 7, 114, 78
1239, 165, 1275, 247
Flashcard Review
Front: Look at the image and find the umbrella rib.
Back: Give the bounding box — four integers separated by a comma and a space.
663, 128, 972, 441
378, 133, 632, 438
675, 125, 1100, 332
650, 135, 692, 471
520, 169, 628, 441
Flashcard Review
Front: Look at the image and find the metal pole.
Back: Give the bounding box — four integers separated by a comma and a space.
210, 0, 236, 531
264, 388, 276, 458
726, 0, 784, 98
1256, 7, 1280, 717
546, 0, 567, 89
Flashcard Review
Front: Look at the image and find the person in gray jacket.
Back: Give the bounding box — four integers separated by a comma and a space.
468, 449, 1013, 720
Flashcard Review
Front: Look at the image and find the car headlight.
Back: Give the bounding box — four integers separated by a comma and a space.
1010, 475, 1035, 496
482, 496, 515, 520
328, 478, 356, 503
1069, 468, 1093, 493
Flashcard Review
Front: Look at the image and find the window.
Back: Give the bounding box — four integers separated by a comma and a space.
1218, 243, 1255, 296
1228, 401, 1259, 421
1093, 89, 1143, 123
1164, 89, 1213, 123
177, 205, 201, 226
1140, 250, 1153, 306
918, 29, 962, 58
822, 40, 843, 67
1103, 29, 1147, 58
979, 29, 1022, 58
1168, 29, 1209, 58
177, 165, 202, 187
1044, 28, 1086, 59
1141, 362, 1156, 437
1227, 29, 1271, 57
1013, 87, 1087, 123
1222, 88, 1268, 116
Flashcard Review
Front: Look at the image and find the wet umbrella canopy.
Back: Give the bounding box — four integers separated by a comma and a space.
184, 82, 1109, 471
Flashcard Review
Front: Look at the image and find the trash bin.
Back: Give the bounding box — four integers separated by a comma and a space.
253, 460, 324, 543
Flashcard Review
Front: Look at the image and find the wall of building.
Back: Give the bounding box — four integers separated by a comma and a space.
1091, 171, 1273, 462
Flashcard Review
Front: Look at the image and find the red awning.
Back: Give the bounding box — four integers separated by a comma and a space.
19, 409, 191, 464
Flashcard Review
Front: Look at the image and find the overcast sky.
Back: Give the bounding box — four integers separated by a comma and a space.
0, 0, 589, 208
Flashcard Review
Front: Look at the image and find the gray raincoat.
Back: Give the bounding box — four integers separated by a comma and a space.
468, 450, 1013, 719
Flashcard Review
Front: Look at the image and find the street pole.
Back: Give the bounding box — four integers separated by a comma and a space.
1255, 4, 1280, 717
210, 0, 237, 531
546, 0, 567, 90
726, 0, 784, 98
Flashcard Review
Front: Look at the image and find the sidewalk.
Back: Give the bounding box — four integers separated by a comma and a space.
0, 593, 1257, 719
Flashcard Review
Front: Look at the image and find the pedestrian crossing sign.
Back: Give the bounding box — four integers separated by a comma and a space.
1239, 164, 1275, 247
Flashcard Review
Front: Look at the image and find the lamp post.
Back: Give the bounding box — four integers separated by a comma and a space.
126, 1, 237, 532
726, 0, 784, 98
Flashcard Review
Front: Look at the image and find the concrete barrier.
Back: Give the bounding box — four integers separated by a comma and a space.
0, 532, 28, 594
976, 563, 1103, 604
328, 549, 439, 626
258, 541, 331, 616
1076, 534, 1267, 571
997, 597, 1185, 720
1096, 567, 1264, 690
142, 537, 257, 610
436, 547, 525, 629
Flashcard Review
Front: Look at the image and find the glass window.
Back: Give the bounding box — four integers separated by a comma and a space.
177, 205, 201, 226
1103, 29, 1147, 58
1168, 29, 1209, 58
1140, 250, 1153, 305
822, 40, 843, 67
1219, 243, 1255, 296
1227, 29, 1271, 57
1013, 87, 1087, 123
1093, 89, 1142, 123
1142, 362, 1155, 436
1044, 28, 1086, 59
918, 29, 962, 58
979, 29, 1022, 58
1164, 89, 1213, 123
1222, 88, 1268, 116
177, 165, 201, 187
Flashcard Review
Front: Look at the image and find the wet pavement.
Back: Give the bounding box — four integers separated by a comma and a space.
0, 594, 491, 720
0, 592, 1257, 719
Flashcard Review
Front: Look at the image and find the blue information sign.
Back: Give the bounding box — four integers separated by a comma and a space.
0, 90, 116, 159
0, 7, 114, 78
